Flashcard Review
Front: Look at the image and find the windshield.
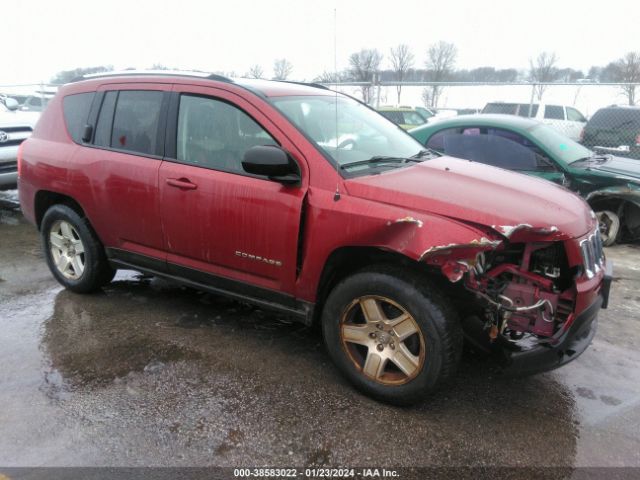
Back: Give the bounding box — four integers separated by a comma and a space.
270, 95, 425, 169
528, 123, 593, 164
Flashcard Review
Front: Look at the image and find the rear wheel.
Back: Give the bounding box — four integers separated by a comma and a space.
41, 204, 115, 293
596, 210, 620, 246
322, 266, 462, 405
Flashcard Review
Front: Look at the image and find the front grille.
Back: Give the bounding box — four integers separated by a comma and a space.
0, 127, 32, 148
580, 228, 605, 279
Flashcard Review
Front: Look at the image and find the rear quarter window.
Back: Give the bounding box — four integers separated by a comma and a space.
63, 92, 95, 144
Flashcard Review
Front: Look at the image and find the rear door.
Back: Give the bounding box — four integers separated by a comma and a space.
159, 85, 308, 296
82, 84, 169, 265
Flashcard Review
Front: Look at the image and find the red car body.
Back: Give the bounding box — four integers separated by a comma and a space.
19, 73, 611, 375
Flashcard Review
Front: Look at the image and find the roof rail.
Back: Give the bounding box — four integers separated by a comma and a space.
272, 80, 330, 91
70, 70, 233, 83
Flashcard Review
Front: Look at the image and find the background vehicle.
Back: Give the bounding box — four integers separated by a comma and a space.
409, 114, 640, 245
581, 106, 640, 160
482, 102, 587, 141
377, 106, 429, 130
19, 72, 610, 405
0, 97, 37, 189
20, 94, 54, 112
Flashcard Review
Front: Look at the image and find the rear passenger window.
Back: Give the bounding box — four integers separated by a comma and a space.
544, 105, 565, 120
517, 104, 539, 117
176, 95, 277, 174
105, 91, 163, 156
63, 92, 95, 144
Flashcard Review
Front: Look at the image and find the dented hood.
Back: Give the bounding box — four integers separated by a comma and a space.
345, 157, 595, 239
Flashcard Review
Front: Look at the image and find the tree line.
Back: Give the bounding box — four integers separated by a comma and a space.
49, 45, 640, 107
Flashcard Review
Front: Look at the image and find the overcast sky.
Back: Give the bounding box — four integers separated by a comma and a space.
2, 0, 638, 85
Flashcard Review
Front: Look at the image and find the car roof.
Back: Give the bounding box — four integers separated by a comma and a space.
69, 70, 332, 98
410, 114, 540, 134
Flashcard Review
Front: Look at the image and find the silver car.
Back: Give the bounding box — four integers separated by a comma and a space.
0, 98, 37, 189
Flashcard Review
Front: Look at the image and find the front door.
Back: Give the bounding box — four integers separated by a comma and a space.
159, 86, 307, 296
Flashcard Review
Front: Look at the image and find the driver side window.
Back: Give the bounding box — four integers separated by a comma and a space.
177, 94, 277, 174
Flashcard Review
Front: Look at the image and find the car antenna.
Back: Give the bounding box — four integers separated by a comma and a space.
333, 7, 339, 167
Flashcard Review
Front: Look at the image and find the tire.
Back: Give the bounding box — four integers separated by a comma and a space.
41, 204, 115, 293
596, 210, 620, 246
321, 265, 462, 406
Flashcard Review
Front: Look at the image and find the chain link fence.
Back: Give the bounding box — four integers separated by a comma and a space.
322, 82, 640, 159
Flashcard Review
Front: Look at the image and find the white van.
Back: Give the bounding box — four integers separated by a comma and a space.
482, 102, 587, 141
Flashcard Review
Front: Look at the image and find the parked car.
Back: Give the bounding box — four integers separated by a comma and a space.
414, 106, 436, 120
377, 106, 429, 130
482, 102, 587, 141
409, 114, 640, 245
20, 94, 54, 112
581, 106, 640, 160
434, 108, 481, 118
19, 72, 611, 405
0, 97, 37, 189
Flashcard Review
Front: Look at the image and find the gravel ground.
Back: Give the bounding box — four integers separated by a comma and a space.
1, 190, 639, 477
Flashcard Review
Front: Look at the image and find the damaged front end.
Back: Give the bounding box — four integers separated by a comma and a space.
421, 224, 612, 375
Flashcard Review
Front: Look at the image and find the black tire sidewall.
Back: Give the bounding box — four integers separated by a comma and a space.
41, 205, 110, 293
322, 268, 458, 405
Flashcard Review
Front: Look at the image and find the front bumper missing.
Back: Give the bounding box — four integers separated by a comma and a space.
500, 260, 613, 376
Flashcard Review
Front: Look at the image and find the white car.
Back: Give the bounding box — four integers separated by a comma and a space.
482, 102, 587, 141
0, 98, 39, 189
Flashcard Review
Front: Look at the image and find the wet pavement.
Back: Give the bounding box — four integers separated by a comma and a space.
1, 190, 640, 473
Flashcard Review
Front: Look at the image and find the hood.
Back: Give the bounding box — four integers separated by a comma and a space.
345, 157, 595, 239
585, 156, 640, 181
0, 109, 39, 129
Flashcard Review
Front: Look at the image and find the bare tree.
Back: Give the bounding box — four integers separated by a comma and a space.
424, 41, 457, 107
348, 49, 383, 104
314, 70, 341, 83
389, 44, 414, 104
246, 65, 264, 79
611, 52, 640, 105
273, 58, 293, 80
529, 52, 559, 100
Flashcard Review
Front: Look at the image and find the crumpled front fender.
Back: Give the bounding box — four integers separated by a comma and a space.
585, 185, 640, 209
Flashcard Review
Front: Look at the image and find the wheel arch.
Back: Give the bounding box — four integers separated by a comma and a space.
586, 188, 640, 238
34, 190, 86, 230
313, 246, 440, 324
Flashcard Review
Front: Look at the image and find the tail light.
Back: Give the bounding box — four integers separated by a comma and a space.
635, 132, 640, 146
17, 140, 25, 178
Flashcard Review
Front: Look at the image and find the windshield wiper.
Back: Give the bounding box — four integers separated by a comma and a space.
340, 156, 407, 170
570, 153, 612, 165
340, 150, 440, 170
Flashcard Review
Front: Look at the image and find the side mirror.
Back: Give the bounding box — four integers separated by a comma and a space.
242, 145, 300, 185
4, 98, 19, 111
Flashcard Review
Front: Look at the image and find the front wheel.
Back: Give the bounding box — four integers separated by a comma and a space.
321, 266, 462, 405
41, 204, 115, 293
596, 210, 620, 246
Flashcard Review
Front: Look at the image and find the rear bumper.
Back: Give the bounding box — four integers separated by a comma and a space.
501, 260, 613, 376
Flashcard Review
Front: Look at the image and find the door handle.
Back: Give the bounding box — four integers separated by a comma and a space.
166, 178, 197, 190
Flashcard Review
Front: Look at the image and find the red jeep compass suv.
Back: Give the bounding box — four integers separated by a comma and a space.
18, 71, 612, 405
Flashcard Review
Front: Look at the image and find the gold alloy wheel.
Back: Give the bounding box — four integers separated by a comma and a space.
340, 295, 426, 385
49, 220, 86, 280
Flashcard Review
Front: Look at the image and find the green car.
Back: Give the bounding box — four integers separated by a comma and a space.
409, 114, 640, 245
